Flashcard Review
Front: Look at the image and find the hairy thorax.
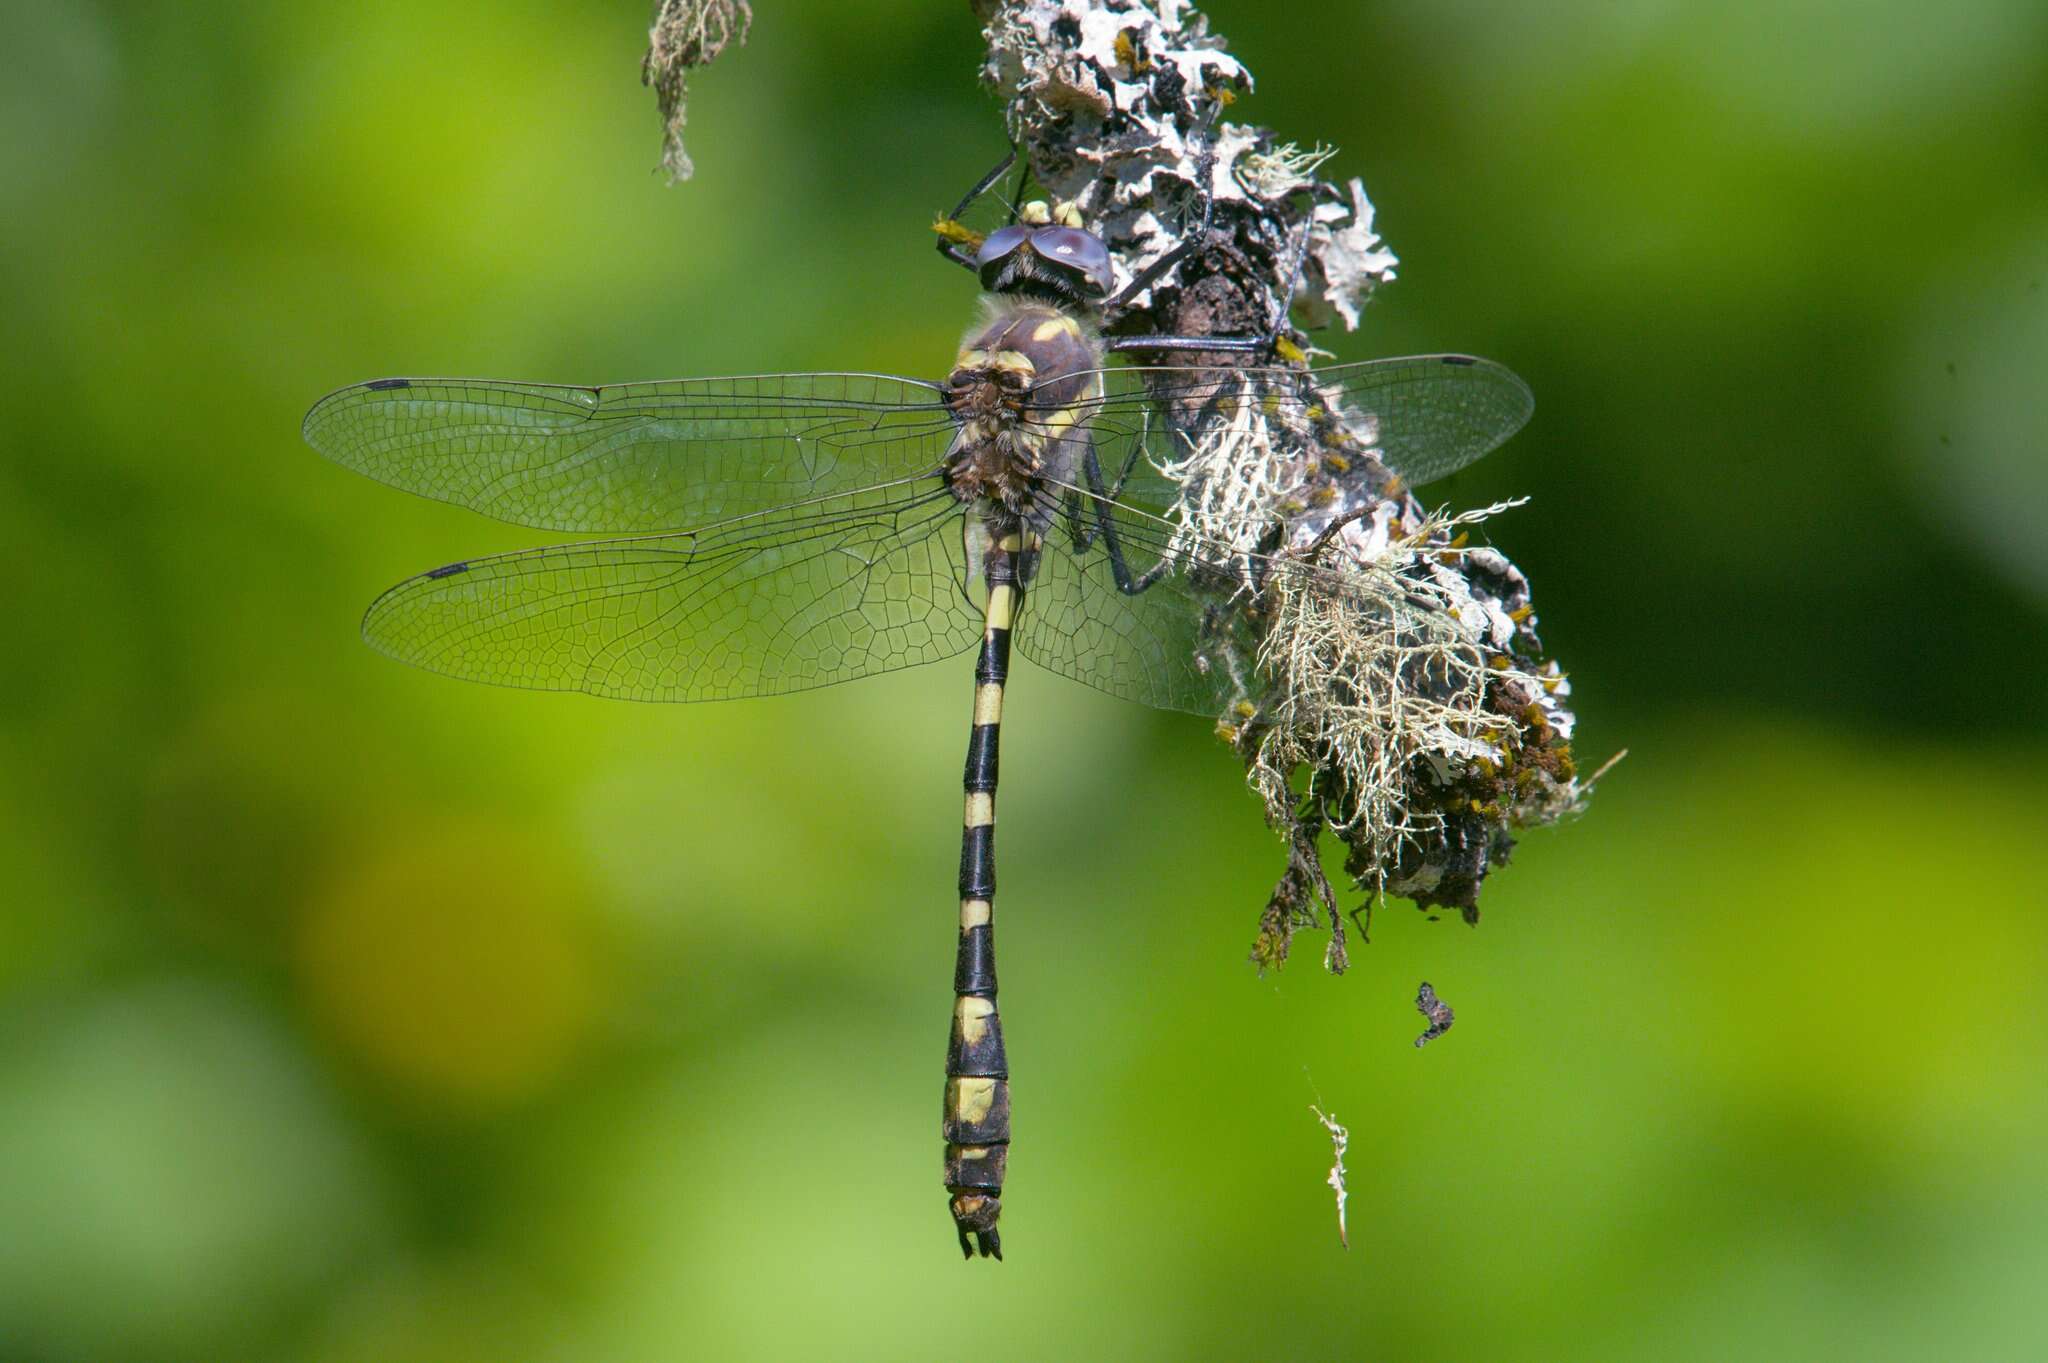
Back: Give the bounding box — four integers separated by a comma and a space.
943, 301, 1102, 519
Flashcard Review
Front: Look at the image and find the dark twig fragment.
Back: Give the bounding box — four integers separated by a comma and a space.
1413, 981, 1455, 1048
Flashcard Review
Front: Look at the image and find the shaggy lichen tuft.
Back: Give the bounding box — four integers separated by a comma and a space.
642, 0, 753, 183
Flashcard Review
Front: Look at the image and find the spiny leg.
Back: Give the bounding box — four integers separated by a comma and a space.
936, 145, 1024, 274
1100, 136, 1223, 315
943, 529, 1035, 1260
1101, 211, 1310, 358
1077, 442, 1178, 597
1101, 131, 1315, 361
1058, 427, 1152, 557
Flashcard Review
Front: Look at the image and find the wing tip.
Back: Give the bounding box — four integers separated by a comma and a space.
1440, 352, 1535, 429
301, 377, 414, 450
357, 569, 526, 695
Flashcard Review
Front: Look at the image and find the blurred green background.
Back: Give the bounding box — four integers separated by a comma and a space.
4, 0, 2045, 1358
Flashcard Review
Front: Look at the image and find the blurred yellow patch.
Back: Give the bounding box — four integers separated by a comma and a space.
298, 820, 601, 1111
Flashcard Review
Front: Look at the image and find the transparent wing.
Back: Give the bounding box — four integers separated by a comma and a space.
304, 373, 955, 533
1031, 353, 1533, 496
361, 479, 981, 702
1017, 473, 1464, 717
1015, 485, 1285, 716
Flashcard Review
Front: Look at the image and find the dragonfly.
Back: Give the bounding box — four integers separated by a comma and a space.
303, 195, 1533, 1259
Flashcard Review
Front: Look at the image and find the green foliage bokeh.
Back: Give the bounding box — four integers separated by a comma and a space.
2, 1, 2044, 1358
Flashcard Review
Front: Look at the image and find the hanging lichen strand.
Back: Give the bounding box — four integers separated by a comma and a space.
974, 0, 1586, 966
642, 0, 753, 182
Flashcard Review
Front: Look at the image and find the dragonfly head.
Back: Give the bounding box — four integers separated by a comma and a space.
975, 201, 1114, 305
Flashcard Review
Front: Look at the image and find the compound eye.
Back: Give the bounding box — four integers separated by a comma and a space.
1031, 227, 1114, 298
975, 225, 1031, 268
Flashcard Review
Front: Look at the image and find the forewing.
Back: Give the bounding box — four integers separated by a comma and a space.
304, 373, 954, 533
362, 480, 980, 702
1039, 353, 1532, 494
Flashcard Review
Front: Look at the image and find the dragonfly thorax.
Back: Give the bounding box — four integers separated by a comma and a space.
943, 301, 1103, 516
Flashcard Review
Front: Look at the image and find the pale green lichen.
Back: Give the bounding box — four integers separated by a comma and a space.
1154, 374, 1314, 578
1238, 141, 1338, 200
642, 0, 752, 183
1248, 500, 1542, 871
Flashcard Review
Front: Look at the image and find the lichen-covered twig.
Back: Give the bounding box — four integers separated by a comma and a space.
974, 0, 1587, 954
642, 0, 753, 182
974, 0, 1395, 353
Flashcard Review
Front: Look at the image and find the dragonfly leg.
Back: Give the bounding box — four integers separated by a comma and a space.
1103, 215, 1308, 359
1058, 435, 1148, 556
1075, 444, 1176, 597
1100, 135, 1225, 314
1103, 137, 1315, 362
937, 145, 1025, 275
